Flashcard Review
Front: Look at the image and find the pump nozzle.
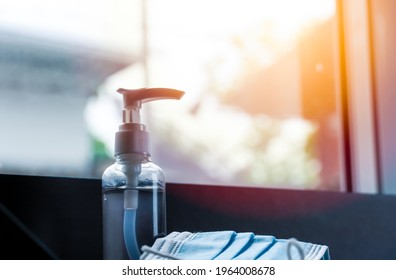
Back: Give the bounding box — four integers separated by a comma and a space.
117, 87, 184, 108
114, 87, 184, 156
117, 88, 184, 125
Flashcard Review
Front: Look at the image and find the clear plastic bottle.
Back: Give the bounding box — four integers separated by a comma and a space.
101, 88, 184, 260
102, 153, 166, 259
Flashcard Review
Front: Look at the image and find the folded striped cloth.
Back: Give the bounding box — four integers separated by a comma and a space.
140, 231, 330, 260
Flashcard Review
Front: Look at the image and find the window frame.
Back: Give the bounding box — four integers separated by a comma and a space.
336, 0, 380, 194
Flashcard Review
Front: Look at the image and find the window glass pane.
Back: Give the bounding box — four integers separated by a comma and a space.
1, 0, 341, 191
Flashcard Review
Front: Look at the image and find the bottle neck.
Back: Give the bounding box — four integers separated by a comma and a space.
115, 153, 151, 163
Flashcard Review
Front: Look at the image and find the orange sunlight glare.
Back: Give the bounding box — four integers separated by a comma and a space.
145, 0, 335, 101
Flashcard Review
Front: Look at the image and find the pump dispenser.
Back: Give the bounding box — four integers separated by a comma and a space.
102, 87, 184, 260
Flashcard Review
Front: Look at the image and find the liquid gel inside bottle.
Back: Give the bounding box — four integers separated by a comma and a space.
102, 88, 184, 260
